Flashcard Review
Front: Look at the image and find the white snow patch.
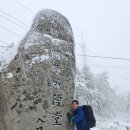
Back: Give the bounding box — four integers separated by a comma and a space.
0, 43, 19, 71
40, 54, 49, 61
6, 73, 13, 79
24, 32, 70, 50
30, 54, 50, 65
45, 49, 49, 53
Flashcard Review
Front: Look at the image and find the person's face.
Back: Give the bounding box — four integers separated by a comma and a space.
72, 102, 79, 110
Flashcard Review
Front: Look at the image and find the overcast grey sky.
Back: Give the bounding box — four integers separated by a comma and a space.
0, 0, 130, 94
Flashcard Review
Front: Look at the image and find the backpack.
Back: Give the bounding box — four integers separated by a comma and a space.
83, 105, 96, 128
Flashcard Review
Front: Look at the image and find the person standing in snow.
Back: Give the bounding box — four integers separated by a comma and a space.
67, 100, 90, 130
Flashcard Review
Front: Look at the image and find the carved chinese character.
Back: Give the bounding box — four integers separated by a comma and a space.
36, 118, 45, 123
52, 66, 60, 74
52, 60, 60, 67
36, 118, 45, 130
52, 94, 62, 106
52, 111, 62, 126
36, 127, 43, 130
52, 51, 61, 60
51, 78, 61, 88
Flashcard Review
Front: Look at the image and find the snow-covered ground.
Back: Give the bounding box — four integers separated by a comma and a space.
93, 117, 130, 130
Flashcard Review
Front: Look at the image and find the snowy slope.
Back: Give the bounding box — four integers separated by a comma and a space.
93, 118, 130, 130
0, 43, 19, 71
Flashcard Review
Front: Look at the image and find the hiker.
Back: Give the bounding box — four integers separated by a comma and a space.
67, 100, 90, 130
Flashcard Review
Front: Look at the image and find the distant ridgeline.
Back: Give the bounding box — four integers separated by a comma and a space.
0, 9, 75, 130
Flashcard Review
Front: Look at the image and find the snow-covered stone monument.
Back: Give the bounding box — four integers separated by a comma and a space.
0, 9, 75, 130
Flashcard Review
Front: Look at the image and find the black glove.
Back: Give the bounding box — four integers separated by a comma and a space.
67, 112, 72, 119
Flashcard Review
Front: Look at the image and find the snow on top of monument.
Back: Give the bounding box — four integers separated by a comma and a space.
32, 10, 73, 41
20, 9, 74, 49
32, 9, 73, 34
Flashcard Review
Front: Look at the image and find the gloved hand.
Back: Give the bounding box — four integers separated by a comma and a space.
67, 112, 72, 119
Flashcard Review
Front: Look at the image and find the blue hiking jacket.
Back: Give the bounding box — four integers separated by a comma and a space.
68, 106, 88, 130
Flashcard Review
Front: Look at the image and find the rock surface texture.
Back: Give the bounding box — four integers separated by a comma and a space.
0, 9, 75, 130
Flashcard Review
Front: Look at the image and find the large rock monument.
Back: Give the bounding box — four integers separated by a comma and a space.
0, 9, 75, 130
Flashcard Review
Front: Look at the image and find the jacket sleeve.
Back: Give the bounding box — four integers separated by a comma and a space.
71, 110, 84, 124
